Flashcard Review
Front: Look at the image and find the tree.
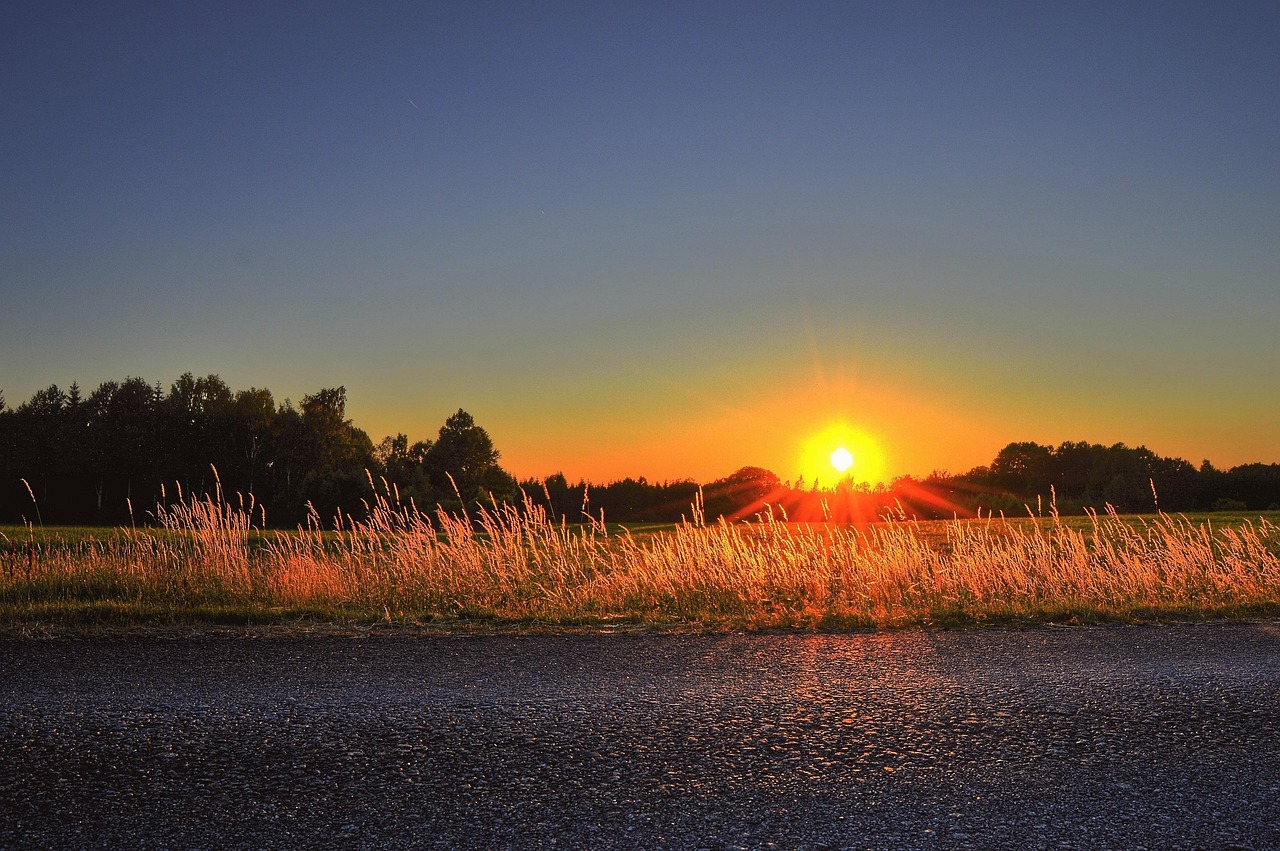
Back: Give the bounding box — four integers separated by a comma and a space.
160, 374, 238, 497
423, 410, 517, 510
989, 442, 1055, 496
703, 466, 783, 520
82, 377, 163, 519
167, 373, 232, 414
19, 385, 68, 417
376, 433, 432, 507
529, 472, 585, 521
10, 386, 70, 514
299, 387, 375, 474
231, 388, 277, 497
294, 387, 376, 523
1224, 463, 1280, 510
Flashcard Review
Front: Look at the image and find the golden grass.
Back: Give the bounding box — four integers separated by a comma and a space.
3, 481, 1279, 631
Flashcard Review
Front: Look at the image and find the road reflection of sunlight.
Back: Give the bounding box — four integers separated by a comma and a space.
674, 634, 968, 782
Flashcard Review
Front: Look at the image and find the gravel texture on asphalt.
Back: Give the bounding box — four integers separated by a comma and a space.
1, 623, 1279, 850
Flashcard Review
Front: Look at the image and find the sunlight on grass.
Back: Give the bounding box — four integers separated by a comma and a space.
2, 480, 1279, 631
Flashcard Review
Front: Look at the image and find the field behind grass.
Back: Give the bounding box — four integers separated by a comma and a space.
2, 495, 1279, 635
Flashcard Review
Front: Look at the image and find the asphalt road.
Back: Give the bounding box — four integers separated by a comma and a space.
2, 624, 1279, 850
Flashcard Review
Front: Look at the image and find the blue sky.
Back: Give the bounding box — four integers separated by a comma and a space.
4, 1, 1278, 483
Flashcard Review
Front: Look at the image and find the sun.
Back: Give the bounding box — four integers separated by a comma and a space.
830, 446, 854, 473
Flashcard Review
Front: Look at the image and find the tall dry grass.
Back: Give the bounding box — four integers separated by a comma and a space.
3, 479, 1279, 628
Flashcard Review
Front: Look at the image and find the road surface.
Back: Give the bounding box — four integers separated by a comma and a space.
2, 624, 1279, 849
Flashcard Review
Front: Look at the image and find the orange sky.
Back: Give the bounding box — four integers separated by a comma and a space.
349, 315, 1278, 486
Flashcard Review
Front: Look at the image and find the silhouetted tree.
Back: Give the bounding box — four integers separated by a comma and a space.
1197, 460, 1229, 508
230, 387, 277, 497
989, 442, 1055, 497
295, 387, 376, 524
539, 472, 576, 519
12, 385, 69, 513
93, 378, 165, 518
1225, 463, 1280, 510
423, 410, 517, 511
158, 373, 238, 498
376, 433, 432, 508
704, 466, 783, 519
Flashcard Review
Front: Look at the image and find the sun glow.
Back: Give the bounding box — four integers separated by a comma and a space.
799, 425, 886, 487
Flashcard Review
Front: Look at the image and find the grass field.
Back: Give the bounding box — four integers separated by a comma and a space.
2, 492, 1279, 634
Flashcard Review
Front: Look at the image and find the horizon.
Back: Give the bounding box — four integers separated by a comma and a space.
1, 372, 1273, 491
4, 3, 1277, 485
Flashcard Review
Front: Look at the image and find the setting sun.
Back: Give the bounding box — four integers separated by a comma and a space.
830, 447, 854, 473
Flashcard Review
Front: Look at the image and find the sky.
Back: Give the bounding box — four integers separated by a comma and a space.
3, 1, 1278, 486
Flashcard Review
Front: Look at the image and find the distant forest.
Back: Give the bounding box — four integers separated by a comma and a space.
2, 374, 1278, 527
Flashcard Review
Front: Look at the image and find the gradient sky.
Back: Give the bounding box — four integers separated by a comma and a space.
4, 1, 1278, 485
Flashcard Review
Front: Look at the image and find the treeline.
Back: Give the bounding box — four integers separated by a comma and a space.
2, 375, 1279, 526
559, 444, 1280, 526
948, 440, 1280, 516
0, 374, 516, 526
